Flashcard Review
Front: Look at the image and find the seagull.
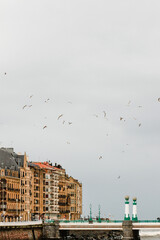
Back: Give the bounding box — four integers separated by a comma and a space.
120, 117, 123, 121
99, 156, 102, 160
28, 105, 32, 108
57, 114, 63, 120
45, 98, 50, 103
117, 176, 120, 179
139, 123, 141, 127
93, 114, 98, 118
29, 95, 33, 98
158, 98, 160, 102
22, 105, 27, 109
43, 126, 47, 129
4, 72, 6, 75
127, 100, 131, 106
103, 111, 107, 118
68, 122, 72, 125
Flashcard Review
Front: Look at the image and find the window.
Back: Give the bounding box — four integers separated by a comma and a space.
71, 207, 74, 212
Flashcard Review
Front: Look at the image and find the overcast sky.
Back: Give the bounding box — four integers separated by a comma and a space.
0, 0, 160, 220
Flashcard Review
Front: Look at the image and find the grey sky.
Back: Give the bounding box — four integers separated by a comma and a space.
0, 0, 160, 219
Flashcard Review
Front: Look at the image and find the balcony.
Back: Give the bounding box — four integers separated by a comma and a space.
7, 188, 20, 192
8, 198, 20, 202
7, 209, 21, 212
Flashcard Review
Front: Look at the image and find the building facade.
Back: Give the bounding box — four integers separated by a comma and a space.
29, 162, 59, 220
0, 148, 82, 222
58, 166, 82, 220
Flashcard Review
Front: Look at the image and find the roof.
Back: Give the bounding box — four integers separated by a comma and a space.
32, 162, 54, 170
0, 148, 24, 172
29, 161, 66, 174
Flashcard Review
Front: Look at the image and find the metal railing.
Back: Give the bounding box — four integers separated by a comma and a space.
45, 219, 160, 224
45, 219, 123, 223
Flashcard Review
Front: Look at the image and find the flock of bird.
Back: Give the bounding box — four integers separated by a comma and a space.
21, 93, 160, 180
2, 72, 160, 180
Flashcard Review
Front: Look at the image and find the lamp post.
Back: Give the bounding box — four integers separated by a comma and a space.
132, 197, 138, 221
124, 195, 130, 221
98, 205, 101, 222
89, 204, 92, 222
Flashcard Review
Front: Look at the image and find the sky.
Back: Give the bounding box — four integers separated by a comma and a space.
0, 0, 160, 220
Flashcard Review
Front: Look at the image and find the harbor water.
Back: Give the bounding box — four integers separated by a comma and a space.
140, 230, 160, 240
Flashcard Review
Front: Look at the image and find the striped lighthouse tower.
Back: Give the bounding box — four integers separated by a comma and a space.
124, 196, 130, 220
132, 197, 138, 221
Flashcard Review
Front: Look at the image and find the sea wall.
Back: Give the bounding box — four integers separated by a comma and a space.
0, 226, 42, 240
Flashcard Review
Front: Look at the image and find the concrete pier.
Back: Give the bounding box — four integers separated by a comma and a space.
122, 221, 134, 240
122, 221, 139, 240
42, 221, 60, 240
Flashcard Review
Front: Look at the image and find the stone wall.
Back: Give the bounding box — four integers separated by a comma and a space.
43, 222, 60, 239
0, 227, 42, 240
60, 230, 123, 240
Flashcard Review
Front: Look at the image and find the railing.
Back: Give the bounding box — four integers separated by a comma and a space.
45, 219, 123, 223
0, 220, 42, 226
135, 220, 160, 223
45, 219, 160, 224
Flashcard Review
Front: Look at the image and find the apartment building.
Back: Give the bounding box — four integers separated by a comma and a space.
0, 147, 82, 222
0, 148, 21, 222
67, 176, 82, 220
58, 166, 82, 220
29, 162, 59, 220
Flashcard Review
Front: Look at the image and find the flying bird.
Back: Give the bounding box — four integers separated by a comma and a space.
120, 117, 123, 121
139, 123, 141, 127
28, 105, 32, 108
43, 126, 47, 129
22, 105, 27, 109
57, 114, 63, 120
4, 72, 6, 75
68, 122, 72, 125
66, 142, 70, 144
117, 176, 120, 179
99, 156, 102, 160
138, 106, 142, 108
158, 98, 160, 102
127, 100, 131, 106
45, 98, 50, 103
29, 95, 33, 98
103, 111, 107, 118
93, 114, 98, 118
68, 101, 72, 104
